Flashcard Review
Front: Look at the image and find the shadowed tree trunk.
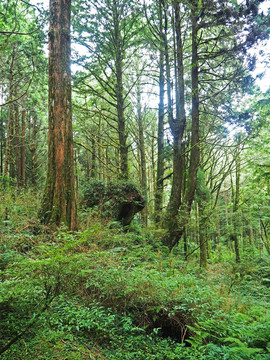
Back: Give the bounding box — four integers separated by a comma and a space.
40, 0, 77, 231
4, 45, 16, 180
165, 0, 187, 249
112, 0, 129, 180
165, 0, 200, 250
136, 82, 148, 225
90, 135, 97, 178
20, 107, 26, 187
231, 151, 241, 263
155, 0, 165, 224
14, 103, 22, 187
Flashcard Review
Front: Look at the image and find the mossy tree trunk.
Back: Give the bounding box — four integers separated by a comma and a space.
40, 0, 78, 231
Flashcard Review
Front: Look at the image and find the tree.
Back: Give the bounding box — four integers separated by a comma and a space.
0, 0, 47, 187
73, 0, 143, 181
40, 0, 78, 230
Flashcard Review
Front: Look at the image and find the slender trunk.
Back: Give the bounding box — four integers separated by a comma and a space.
155, 0, 165, 223
113, 0, 128, 180
260, 220, 270, 255
232, 154, 241, 263
91, 135, 97, 178
29, 115, 38, 186
20, 108, 26, 186
0, 107, 3, 176
4, 47, 15, 179
14, 103, 22, 187
183, 226, 188, 260
186, 3, 200, 209
86, 149, 90, 180
106, 146, 110, 182
164, 1, 187, 248
198, 206, 207, 268
0, 140, 3, 176
136, 84, 147, 225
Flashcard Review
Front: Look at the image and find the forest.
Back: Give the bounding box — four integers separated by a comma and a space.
0, 0, 270, 358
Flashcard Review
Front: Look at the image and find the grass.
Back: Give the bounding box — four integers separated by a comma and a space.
0, 188, 270, 359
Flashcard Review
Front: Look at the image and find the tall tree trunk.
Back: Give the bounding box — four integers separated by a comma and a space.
0, 106, 3, 176
4, 47, 16, 179
155, 0, 165, 223
14, 103, 22, 187
231, 153, 241, 263
166, 1, 200, 251
186, 1, 200, 209
91, 135, 97, 178
20, 108, 26, 187
40, 0, 78, 231
136, 84, 148, 225
86, 149, 90, 180
165, 1, 187, 249
113, 0, 128, 180
199, 209, 207, 268
29, 114, 38, 186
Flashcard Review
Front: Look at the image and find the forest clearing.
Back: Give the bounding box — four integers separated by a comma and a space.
0, 0, 270, 359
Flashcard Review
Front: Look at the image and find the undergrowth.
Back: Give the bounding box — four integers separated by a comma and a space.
0, 189, 270, 359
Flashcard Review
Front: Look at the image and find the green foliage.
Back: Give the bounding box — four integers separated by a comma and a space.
82, 179, 145, 226
1, 189, 270, 359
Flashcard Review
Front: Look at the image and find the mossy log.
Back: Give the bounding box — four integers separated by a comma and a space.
83, 180, 145, 227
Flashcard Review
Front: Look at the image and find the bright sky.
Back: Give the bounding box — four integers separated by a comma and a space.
30, 0, 269, 93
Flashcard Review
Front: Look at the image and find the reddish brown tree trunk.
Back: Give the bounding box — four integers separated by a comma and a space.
40, 0, 77, 230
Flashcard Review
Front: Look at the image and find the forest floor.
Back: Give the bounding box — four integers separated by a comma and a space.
0, 189, 270, 359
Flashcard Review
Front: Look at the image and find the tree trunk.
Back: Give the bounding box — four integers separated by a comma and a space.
165, 1, 200, 251
29, 114, 39, 186
136, 83, 148, 225
186, 2, 200, 209
20, 108, 26, 187
199, 209, 208, 268
4, 46, 16, 180
90, 135, 97, 178
231, 153, 241, 263
40, 0, 77, 231
113, 0, 128, 180
164, 1, 187, 248
14, 103, 22, 187
155, 0, 165, 224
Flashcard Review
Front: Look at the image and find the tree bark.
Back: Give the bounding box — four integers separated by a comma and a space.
166, 1, 200, 251
155, 0, 165, 223
113, 0, 128, 180
136, 83, 148, 225
90, 135, 97, 178
14, 103, 22, 187
4, 46, 16, 180
20, 108, 26, 186
40, 0, 78, 231
199, 209, 207, 268
231, 152, 241, 263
